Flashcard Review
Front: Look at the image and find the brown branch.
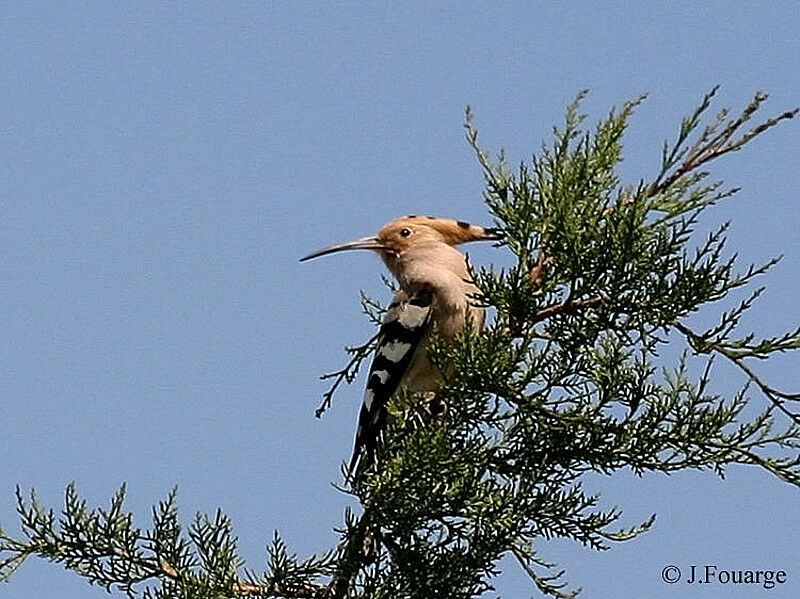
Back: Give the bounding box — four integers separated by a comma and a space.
531, 296, 608, 324
119, 552, 332, 599
601, 194, 635, 217
112, 549, 331, 599
156, 557, 330, 598
504, 294, 609, 338
528, 251, 553, 287
233, 580, 329, 598
647, 98, 798, 198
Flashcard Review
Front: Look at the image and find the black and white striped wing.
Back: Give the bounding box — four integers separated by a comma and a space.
348, 288, 433, 475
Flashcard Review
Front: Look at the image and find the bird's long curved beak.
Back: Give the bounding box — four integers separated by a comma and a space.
300, 236, 387, 262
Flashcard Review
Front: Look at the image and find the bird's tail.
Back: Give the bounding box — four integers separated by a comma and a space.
346, 450, 361, 485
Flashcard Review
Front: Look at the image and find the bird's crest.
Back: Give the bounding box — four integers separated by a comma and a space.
375, 216, 500, 254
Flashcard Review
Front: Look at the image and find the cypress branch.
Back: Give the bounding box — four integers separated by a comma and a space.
2, 89, 798, 598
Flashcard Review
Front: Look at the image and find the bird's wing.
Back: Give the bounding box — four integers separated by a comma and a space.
348, 287, 433, 476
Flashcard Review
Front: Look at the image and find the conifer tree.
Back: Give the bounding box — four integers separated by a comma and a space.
2, 88, 799, 598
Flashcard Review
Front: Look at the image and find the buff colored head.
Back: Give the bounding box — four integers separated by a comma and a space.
300, 215, 501, 262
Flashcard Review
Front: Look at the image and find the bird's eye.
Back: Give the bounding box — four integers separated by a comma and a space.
400, 228, 411, 237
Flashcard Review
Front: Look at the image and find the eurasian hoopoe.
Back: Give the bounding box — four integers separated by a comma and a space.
301, 216, 499, 476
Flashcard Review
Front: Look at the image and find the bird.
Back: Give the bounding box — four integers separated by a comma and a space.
301, 216, 500, 478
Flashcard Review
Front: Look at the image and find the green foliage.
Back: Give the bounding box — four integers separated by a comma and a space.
1, 484, 333, 598
2, 89, 798, 598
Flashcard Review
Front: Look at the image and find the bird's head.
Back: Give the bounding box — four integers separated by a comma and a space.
300, 215, 501, 263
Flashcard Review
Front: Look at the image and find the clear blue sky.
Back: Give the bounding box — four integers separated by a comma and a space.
2, 3, 798, 598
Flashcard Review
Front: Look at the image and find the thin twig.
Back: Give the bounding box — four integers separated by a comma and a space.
672, 320, 800, 425
648, 98, 797, 198
316, 332, 381, 418
520, 293, 800, 427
